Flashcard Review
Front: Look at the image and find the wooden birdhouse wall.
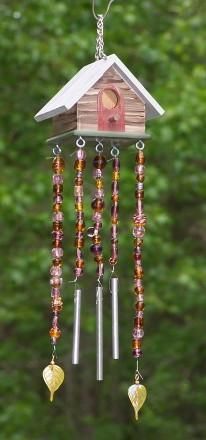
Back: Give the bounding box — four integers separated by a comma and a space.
52, 67, 146, 136
77, 67, 145, 133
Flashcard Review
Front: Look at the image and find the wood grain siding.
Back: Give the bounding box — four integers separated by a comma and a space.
52, 106, 77, 135
77, 67, 145, 132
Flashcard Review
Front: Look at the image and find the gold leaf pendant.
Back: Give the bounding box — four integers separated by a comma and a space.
128, 383, 147, 420
43, 361, 64, 402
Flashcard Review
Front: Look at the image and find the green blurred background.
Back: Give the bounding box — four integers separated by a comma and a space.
1, 0, 206, 439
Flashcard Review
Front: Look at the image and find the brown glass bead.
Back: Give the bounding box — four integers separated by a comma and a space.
134, 266, 144, 278
132, 339, 142, 349
91, 198, 105, 212
53, 184, 63, 194
93, 155, 107, 169
75, 177, 83, 186
74, 159, 86, 171
139, 151, 145, 164
94, 255, 103, 263
75, 222, 85, 232
52, 297, 63, 312
52, 258, 62, 266
111, 217, 118, 225
134, 286, 144, 294
96, 179, 103, 189
75, 238, 85, 248
137, 174, 145, 183
135, 190, 144, 200
53, 241, 63, 249
53, 222, 63, 230
135, 302, 144, 311
49, 327, 61, 339
134, 238, 143, 247
75, 259, 84, 269
134, 317, 144, 327
53, 203, 61, 212
92, 235, 101, 244
111, 194, 119, 202
52, 156, 65, 173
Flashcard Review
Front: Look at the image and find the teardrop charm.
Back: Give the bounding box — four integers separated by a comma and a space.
43, 362, 64, 402
128, 383, 147, 420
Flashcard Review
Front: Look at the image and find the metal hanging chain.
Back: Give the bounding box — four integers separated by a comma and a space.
92, 0, 115, 60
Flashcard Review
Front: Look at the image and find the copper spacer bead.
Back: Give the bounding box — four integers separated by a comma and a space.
76, 259, 84, 269
134, 266, 144, 278
74, 159, 86, 171
111, 194, 119, 202
75, 238, 85, 248
134, 286, 144, 294
94, 255, 103, 263
52, 259, 62, 266
52, 240, 63, 248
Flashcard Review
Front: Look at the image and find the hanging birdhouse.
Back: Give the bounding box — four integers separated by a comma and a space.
35, 54, 164, 146
35, 1, 165, 421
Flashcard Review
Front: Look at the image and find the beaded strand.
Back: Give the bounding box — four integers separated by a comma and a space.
88, 153, 107, 279
50, 154, 65, 345
109, 156, 120, 267
74, 147, 86, 279
132, 149, 147, 359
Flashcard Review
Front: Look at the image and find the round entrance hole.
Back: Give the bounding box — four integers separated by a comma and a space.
102, 89, 119, 110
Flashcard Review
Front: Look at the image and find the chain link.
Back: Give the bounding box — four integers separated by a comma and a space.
95, 15, 106, 60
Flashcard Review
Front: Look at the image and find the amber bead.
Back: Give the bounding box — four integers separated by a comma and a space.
139, 151, 145, 164
91, 198, 105, 212
134, 286, 144, 294
132, 339, 142, 349
53, 203, 61, 212
92, 235, 101, 245
75, 202, 83, 211
93, 155, 107, 169
75, 238, 85, 248
134, 266, 144, 278
53, 184, 63, 194
74, 159, 86, 171
75, 222, 85, 232
134, 317, 144, 327
112, 171, 120, 180
111, 217, 118, 225
52, 156, 65, 173
49, 327, 61, 339
96, 179, 104, 189
111, 194, 119, 203
75, 259, 84, 269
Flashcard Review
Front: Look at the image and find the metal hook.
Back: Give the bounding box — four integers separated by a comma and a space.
76, 136, 86, 148
92, 0, 115, 20
96, 139, 104, 153
53, 144, 62, 156
111, 145, 120, 158
136, 140, 145, 151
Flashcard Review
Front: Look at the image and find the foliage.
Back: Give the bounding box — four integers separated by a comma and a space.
0, 0, 206, 439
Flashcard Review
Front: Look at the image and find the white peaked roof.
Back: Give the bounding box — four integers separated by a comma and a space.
35, 54, 164, 122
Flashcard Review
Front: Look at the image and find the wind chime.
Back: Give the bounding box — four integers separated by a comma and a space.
35, 0, 164, 420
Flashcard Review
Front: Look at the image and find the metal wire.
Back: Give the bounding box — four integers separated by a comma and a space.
92, 0, 115, 20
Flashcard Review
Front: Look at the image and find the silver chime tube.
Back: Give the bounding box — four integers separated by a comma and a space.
111, 277, 119, 360
72, 288, 82, 365
96, 285, 103, 381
